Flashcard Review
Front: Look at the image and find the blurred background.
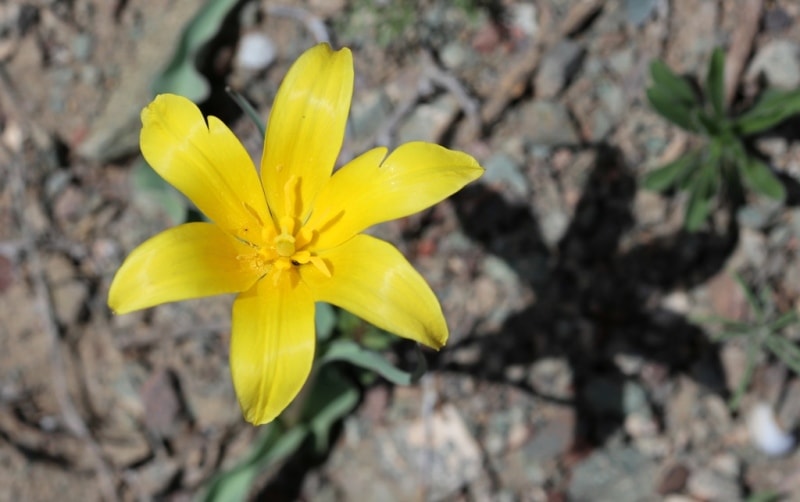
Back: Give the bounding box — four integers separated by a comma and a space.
3, 0, 800, 500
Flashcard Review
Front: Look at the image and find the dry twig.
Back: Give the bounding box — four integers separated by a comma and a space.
724, 0, 763, 105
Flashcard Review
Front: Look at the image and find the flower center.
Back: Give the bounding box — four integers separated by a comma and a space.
238, 189, 331, 280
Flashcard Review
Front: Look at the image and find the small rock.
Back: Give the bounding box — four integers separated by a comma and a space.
127, 458, 179, 496
687, 468, 742, 501
625, 413, 658, 440
613, 352, 644, 376
622, 380, 651, 417
720, 343, 748, 396
535, 40, 584, 99
140, 368, 185, 438
0, 254, 13, 293
633, 190, 667, 226
348, 89, 392, 143
764, 7, 793, 32
624, 0, 658, 27
596, 79, 625, 119
608, 47, 635, 77
397, 94, 459, 143
746, 40, 800, 90
528, 357, 573, 399
326, 404, 484, 501
519, 100, 579, 147
440, 41, 469, 70
482, 152, 529, 201
662, 291, 690, 315
53, 184, 87, 226
508, 3, 538, 38
568, 445, 658, 502
709, 452, 740, 479
539, 210, 570, 248
727, 227, 768, 270
749, 402, 795, 456
52, 281, 88, 325
657, 463, 690, 495
525, 406, 575, 461
235, 31, 276, 71
71, 33, 93, 62
504, 364, 526, 383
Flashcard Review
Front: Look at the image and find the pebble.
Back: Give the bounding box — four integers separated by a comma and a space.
687, 468, 742, 501
440, 41, 469, 70
528, 357, 573, 399
71, 32, 93, 62
52, 281, 88, 325
657, 463, 690, 495
397, 94, 459, 143
568, 445, 658, 502
746, 39, 800, 90
748, 402, 795, 456
518, 100, 579, 147
535, 40, 585, 99
508, 3, 538, 38
235, 31, 276, 71
348, 89, 392, 142
482, 152, 529, 201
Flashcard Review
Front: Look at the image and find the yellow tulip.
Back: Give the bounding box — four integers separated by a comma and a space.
108, 43, 483, 425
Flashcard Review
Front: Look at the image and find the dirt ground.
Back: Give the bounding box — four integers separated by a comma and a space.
4, 0, 800, 500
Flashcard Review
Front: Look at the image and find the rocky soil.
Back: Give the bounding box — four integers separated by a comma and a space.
3, 0, 800, 500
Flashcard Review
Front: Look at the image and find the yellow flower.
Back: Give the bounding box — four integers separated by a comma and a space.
108, 43, 483, 425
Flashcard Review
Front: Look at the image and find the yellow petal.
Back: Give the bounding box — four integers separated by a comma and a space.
300, 234, 448, 349
306, 142, 483, 250
261, 43, 353, 221
230, 271, 315, 425
140, 94, 270, 238
108, 223, 259, 314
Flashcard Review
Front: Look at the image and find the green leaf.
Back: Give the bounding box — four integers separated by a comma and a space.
650, 59, 697, 105
684, 164, 717, 231
647, 86, 698, 132
714, 329, 754, 341
319, 339, 426, 385
225, 87, 267, 138
302, 367, 359, 453
733, 272, 764, 322
735, 88, 800, 135
152, 0, 239, 101
695, 110, 722, 136
315, 302, 337, 342
737, 156, 786, 201
768, 310, 799, 332
642, 152, 698, 192
706, 48, 726, 120
201, 422, 308, 502
131, 160, 187, 224
766, 335, 800, 376
744, 492, 782, 502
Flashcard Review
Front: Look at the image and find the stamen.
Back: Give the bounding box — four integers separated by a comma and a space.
279, 216, 296, 236
295, 227, 314, 248
292, 250, 311, 264
309, 256, 331, 278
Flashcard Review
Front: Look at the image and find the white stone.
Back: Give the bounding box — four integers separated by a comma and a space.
235, 32, 276, 71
